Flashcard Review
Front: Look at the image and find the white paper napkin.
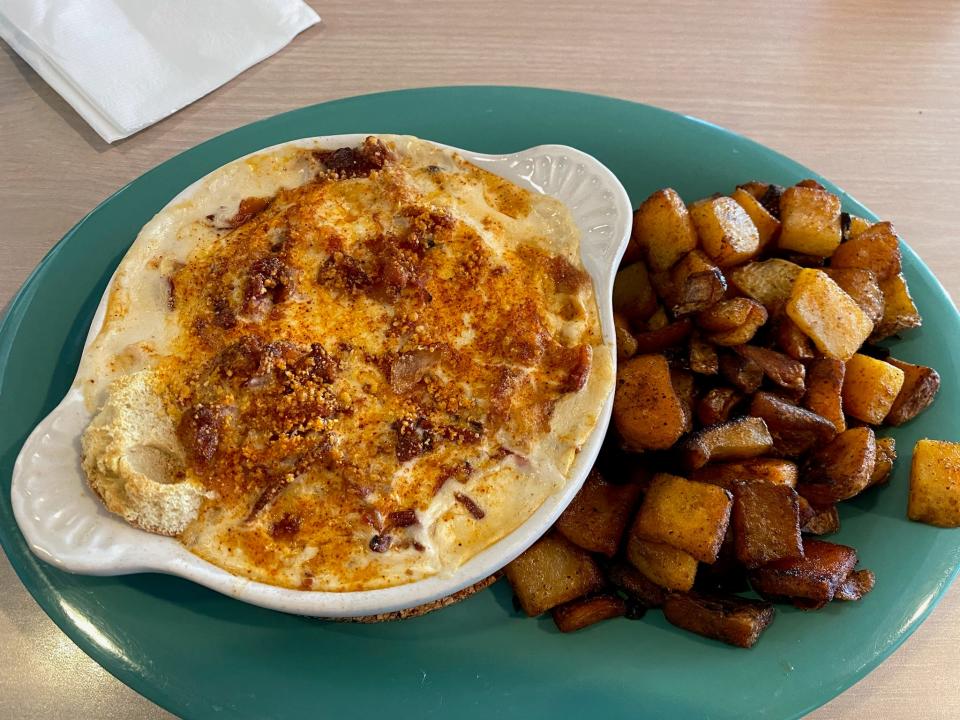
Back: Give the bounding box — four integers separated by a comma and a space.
0, 0, 320, 143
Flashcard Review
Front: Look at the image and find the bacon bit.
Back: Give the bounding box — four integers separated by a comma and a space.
454, 492, 485, 520
547, 254, 590, 294
211, 294, 236, 329
215, 336, 266, 382
553, 343, 593, 393
388, 509, 418, 528
386, 348, 441, 394
244, 255, 294, 314
439, 420, 484, 444
246, 474, 293, 521
412, 541, 426, 552
394, 415, 435, 462
315, 137, 391, 179
165, 276, 176, 311
491, 446, 514, 462
270, 512, 302, 539
293, 343, 337, 384
300, 577, 314, 590
177, 403, 227, 467
434, 461, 474, 495
369, 534, 392, 553
377, 248, 417, 298
227, 196, 271, 228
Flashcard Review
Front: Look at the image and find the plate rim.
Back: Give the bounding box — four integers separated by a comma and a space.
1, 84, 958, 720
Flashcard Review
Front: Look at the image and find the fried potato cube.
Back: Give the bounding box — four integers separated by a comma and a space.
733, 345, 806, 395
696, 387, 743, 426
884, 358, 941, 426
803, 358, 846, 433
663, 593, 775, 649
842, 354, 906, 424
666, 250, 727, 315
504, 532, 605, 616
697, 298, 768, 346
692, 458, 798, 490
824, 267, 884, 325
736, 181, 770, 200
908, 439, 960, 527
777, 185, 842, 256
749, 392, 837, 456
802, 505, 841, 536
834, 569, 876, 601
718, 351, 763, 394
632, 318, 694, 355
680, 416, 774, 471
552, 594, 626, 633
869, 436, 896, 488
612, 262, 658, 326
626, 533, 698, 591
689, 333, 719, 375
798, 427, 877, 506
786, 269, 874, 360
633, 474, 734, 562
874, 272, 922, 340
731, 188, 781, 251
606, 559, 667, 608
632, 188, 699, 271
689, 196, 761, 267
844, 214, 873, 240
830, 221, 901, 281
774, 315, 816, 361
749, 539, 858, 602
555, 469, 643, 556
728, 259, 802, 311
613, 312, 638, 360
671, 369, 696, 435
613, 354, 687, 450
733, 483, 803, 568
646, 306, 669, 330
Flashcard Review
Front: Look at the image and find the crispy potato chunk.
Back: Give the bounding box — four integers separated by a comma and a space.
633, 474, 734, 562
824, 267, 884, 326
613, 312, 638, 360
680, 416, 774, 470
830, 221, 901, 281
626, 533, 698, 591
613, 354, 687, 451
689, 333, 719, 375
696, 298, 768, 346
505, 532, 605, 616
612, 262, 658, 326
692, 458, 798, 490
885, 358, 941, 426
665, 250, 728, 316
672, 370, 696, 435
552, 594, 626, 633
845, 214, 873, 239
778, 186, 842, 256
842, 354, 906, 424
908, 439, 960, 527
873, 273, 922, 340
731, 188, 781, 251
696, 387, 742, 426
733, 483, 803, 568
749, 392, 837, 456
798, 427, 877, 506
802, 505, 841, 536
773, 315, 816, 361
733, 345, 805, 395
749, 538, 858, 602
689, 196, 761, 267
555, 469, 643, 556
869, 436, 896, 488
663, 593, 775, 649
719, 351, 763, 394
834, 569, 876, 601
606, 559, 667, 608
632, 318, 693, 354
728, 259, 802, 311
786, 269, 873, 360
803, 358, 846, 433
632, 189, 699, 271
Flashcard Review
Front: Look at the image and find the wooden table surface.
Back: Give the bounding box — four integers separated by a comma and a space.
1, 1, 959, 717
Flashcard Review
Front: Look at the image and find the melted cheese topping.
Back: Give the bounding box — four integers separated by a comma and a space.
77, 136, 613, 591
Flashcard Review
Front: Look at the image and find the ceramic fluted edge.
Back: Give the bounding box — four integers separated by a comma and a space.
10, 136, 632, 617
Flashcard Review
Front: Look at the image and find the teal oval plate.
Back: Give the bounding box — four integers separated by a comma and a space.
2, 87, 959, 720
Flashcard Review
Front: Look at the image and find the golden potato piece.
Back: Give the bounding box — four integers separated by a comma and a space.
696, 386, 743, 426
663, 592, 775, 649
802, 505, 841, 536
606, 559, 667, 608
834, 568, 876, 601
728, 259, 803, 311
692, 458, 798, 490
823, 267, 884, 326
732, 483, 803, 568
697, 298, 768, 346
612, 262, 658, 326
613, 312, 638, 360
689, 333, 719, 375
552, 594, 626, 633
749, 392, 837, 456
749, 538, 857, 602
798, 427, 877, 506
786, 268, 873, 360
689, 196, 761, 267
844, 214, 873, 240
830, 221, 901, 281
778, 185, 842, 256
884, 358, 941, 426
613, 354, 687, 451
555, 469, 643, 556
632, 318, 693, 355
873, 272, 922, 340
666, 250, 727, 316
908, 439, 960, 528
803, 358, 846, 433
733, 345, 805, 395
774, 315, 815, 361
680, 416, 774, 471
504, 532, 605, 616
626, 532, 698, 591
842, 354, 906, 424
731, 188, 781, 252
632, 188, 699, 271
718, 351, 763, 394
868, 436, 897, 488
633, 474, 734, 562
736, 181, 770, 199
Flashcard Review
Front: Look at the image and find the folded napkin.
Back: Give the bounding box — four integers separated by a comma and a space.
0, 0, 320, 142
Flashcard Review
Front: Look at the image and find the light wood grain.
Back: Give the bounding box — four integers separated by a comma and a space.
1, 0, 959, 717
